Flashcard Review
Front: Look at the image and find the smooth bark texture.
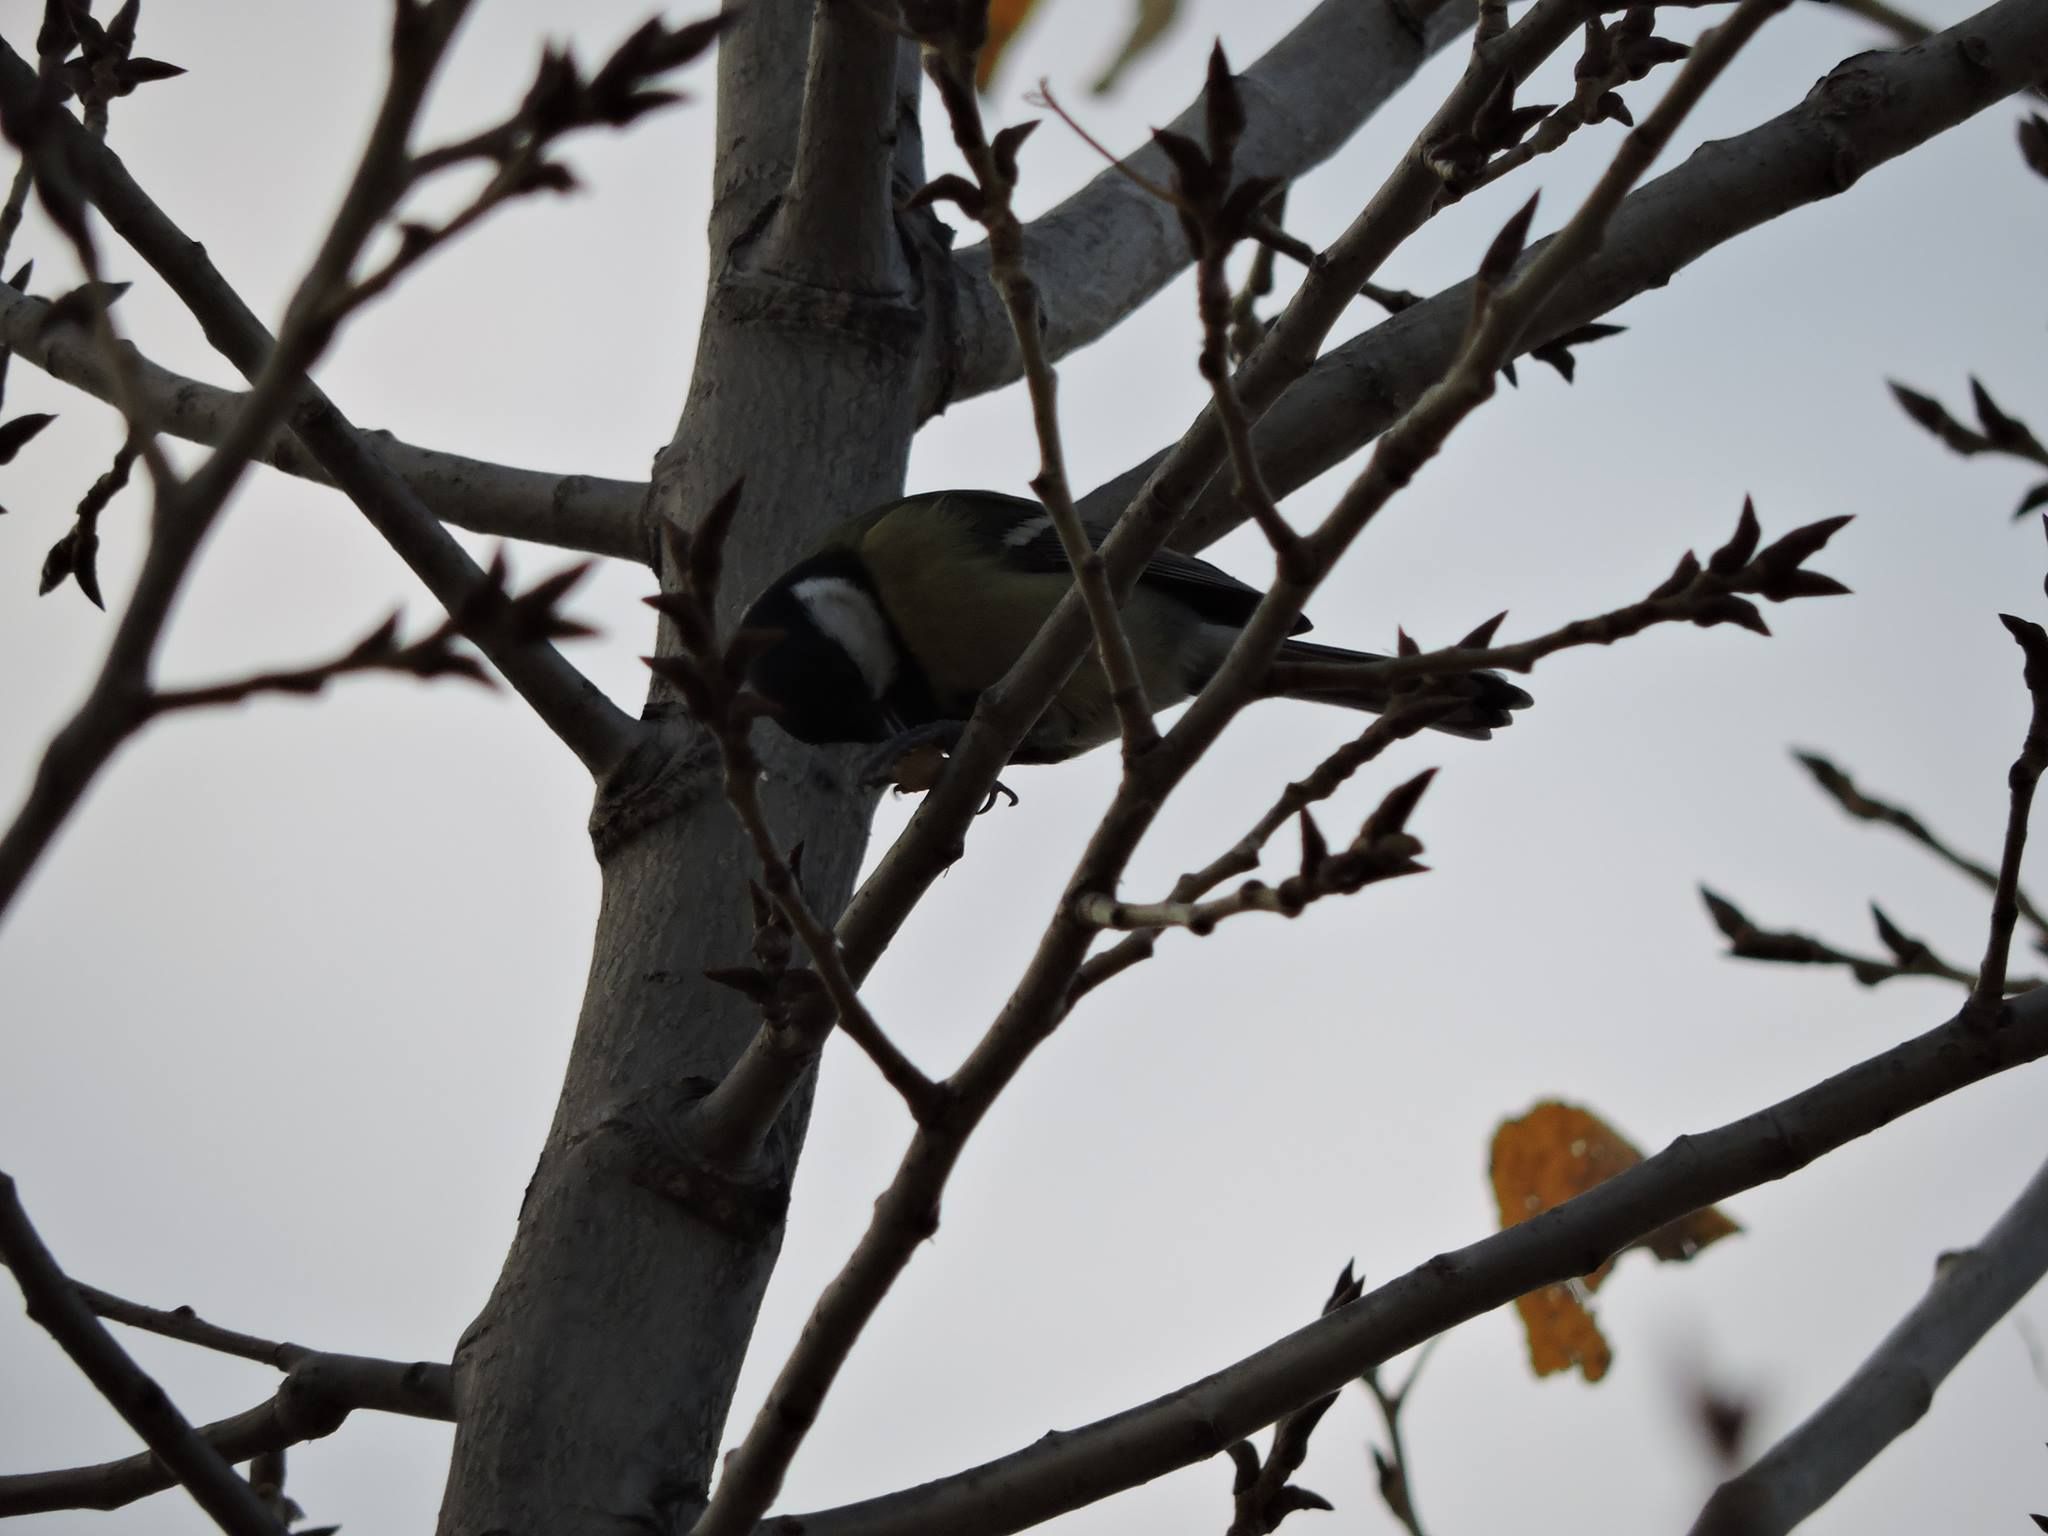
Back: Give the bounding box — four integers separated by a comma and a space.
0, 285, 649, 559
943, 0, 1474, 404
1690, 1147, 2048, 1536
434, 5, 933, 1531
1087, 0, 2048, 552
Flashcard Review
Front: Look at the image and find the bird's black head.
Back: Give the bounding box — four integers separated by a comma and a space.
737, 559, 900, 748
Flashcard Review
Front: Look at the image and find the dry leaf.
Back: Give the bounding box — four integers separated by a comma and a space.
1489, 1100, 1740, 1382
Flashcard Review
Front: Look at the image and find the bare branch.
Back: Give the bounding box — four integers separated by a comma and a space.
1690, 1148, 2048, 1536
768, 1, 905, 287
842, 0, 1602, 984
0, 283, 649, 559
919, 23, 1158, 759
1970, 613, 2048, 1017
704, 13, 1786, 1530
1699, 887, 2045, 992
0, 1349, 453, 1518
0, 1171, 285, 1535
769, 985, 2048, 1536
0, 34, 646, 780
1795, 750, 2048, 946
645, 491, 940, 1132
1105, 0, 2048, 555
944, 0, 1474, 404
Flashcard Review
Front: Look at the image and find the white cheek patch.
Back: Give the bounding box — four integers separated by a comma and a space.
791, 576, 898, 698
1002, 513, 1053, 549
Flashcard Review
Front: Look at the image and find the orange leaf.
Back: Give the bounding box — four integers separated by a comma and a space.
1490, 1100, 1740, 1381
1513, 1282, 1612, 1382
977, 0, 1043, 91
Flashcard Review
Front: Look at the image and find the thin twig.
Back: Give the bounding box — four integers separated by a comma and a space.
923, 40, 1160, 760
645, 495, 941, 1129
1794, 751, 2048, 946
1700, 887, 2045, 993
0, 1348, 453, 1518
1970, 614, 2048, 1018
1361, 1335, 1440, 1536
698, 12, 1787, 1532
772, 986, 2048, 1536
0, 1172, 286, 1536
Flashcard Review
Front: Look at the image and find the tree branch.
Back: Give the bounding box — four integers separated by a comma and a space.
942, 0, 1473, 405
766, 0, 906, 288
700, 9, 1786, 1527
841, 0, 1602, 983
0, 282, 650, 559
766, 985, 2048, 1536
0, 36, 647, 780
1689, 1146, 2048, 1536
1115, 0, 2048, 555
0, 1349, 453, 1518
0, 1171, 285, 1535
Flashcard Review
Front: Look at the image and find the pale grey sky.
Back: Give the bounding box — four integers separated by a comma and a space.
2, 2, 2046, 1533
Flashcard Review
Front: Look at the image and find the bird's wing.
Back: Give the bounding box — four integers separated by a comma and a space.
964, 491, 1310, 635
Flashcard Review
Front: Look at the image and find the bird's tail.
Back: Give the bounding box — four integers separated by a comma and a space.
1263, 638, 1532, 740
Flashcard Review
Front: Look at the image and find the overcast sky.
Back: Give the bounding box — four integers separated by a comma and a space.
3, 1, 2047, 1533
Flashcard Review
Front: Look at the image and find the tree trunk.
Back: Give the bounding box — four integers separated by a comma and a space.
438, 6, 935, 1529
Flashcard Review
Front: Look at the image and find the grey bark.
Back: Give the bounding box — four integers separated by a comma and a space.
941, 0, 1475, 406
432, 5, 935, 1531
1690, 1147, 2048, 1536
1082, 0, 2048, 551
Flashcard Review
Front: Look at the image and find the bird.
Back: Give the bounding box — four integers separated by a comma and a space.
735, 489, 1530, 770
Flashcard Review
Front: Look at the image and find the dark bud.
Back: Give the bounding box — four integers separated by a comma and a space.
1707, 496, 1761, 575
1297, 809, 1328, 880
1870, 904, 1928, 965
1478, 192, 1539, 286
1218, 175, 1283, 243
1150, 127, 1216, 202
1527, 321, 1624, 385
1692, 594, 1770, 635
1648, 548, 1702, 601
36, 0, 76, 60
1323, 1260, 1363, 1312
1577, 14, 1615, 79
905, 173, 985, 220
1699, 887, 1750, 941
1274, 1486, 1335, 1516
1969, 376, 2041, 454
108, 57, 186, 94
1619, 34, 1690, 78
1749, 513, 1853, 574
704, 965, 775, 1004
2016, 482, 2048, 521
344, 612, 405, 663
0, 413, 56, 464
1396, 626, 1419, 657
691, 477, 744, 598
990, 119, 1039, 188
1203, 41, 1245, 166
106, 0, 140, 55
2017, 113, 2048, 180
7, 259, 32, 291
1360, 767, 1436, 843
1592, 91, 1632, 127
38, 281, 132, 336
1888, 380, 1985, 455
1458, 610, 1508, 649
1752, 569, 1852, 602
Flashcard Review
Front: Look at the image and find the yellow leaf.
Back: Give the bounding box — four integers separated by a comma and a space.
1489, 1100, 1740, 1381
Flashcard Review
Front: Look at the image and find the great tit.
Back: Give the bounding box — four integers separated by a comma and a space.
738, 489, 1531, 766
